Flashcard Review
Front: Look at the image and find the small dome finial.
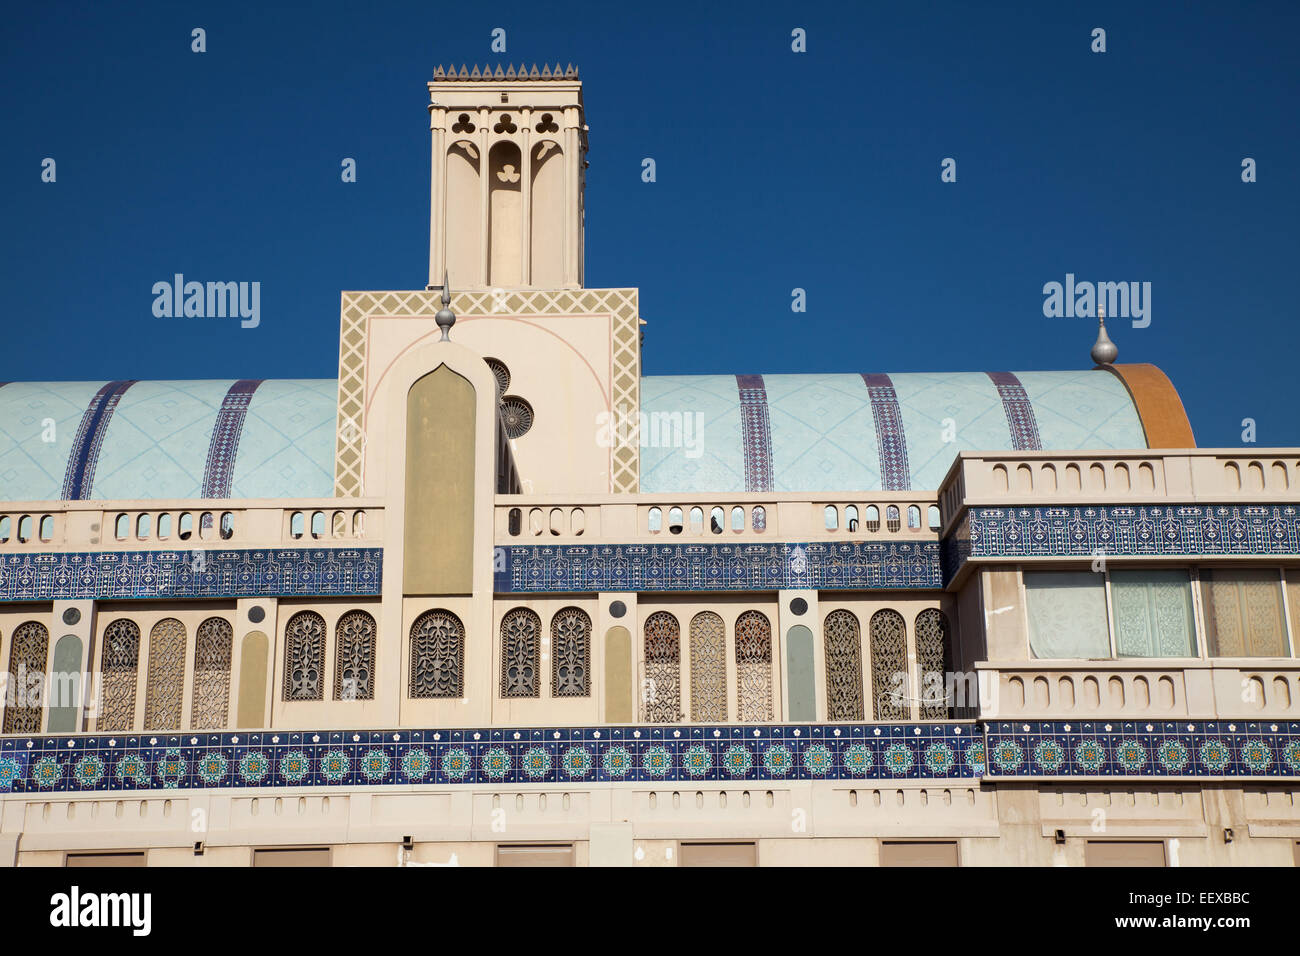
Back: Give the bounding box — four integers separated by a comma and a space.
1091, 302, 1118, 366
436, 270, 456, 341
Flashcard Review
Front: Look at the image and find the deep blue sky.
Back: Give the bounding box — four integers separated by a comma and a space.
2, 1, 1296, 448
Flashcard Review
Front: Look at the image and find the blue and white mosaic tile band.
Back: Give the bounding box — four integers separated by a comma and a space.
3, 721, 1295, 793
967, 505, 1300, 560
0, 548, 382, 601
495, 541, 942, 593
0, 724, 980, 792
983, 720, 1300, 779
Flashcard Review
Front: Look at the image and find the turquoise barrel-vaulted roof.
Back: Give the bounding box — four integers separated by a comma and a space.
0, 380, 337, 502
638, 369, 1148, 493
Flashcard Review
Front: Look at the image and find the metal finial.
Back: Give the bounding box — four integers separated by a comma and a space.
1091, 303, 1118, 366
436, 271, 456, 341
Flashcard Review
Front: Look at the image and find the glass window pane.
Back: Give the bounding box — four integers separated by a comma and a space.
1025, 571, 1109, 659
1203, 569, 1287, 657
1109, 569, 1196, 658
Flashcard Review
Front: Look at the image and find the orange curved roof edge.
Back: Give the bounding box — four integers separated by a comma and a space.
1104, 363, 1196, 448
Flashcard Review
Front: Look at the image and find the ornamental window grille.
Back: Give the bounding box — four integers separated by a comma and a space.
283, 611, 325, 701
551, 606, 591, 697
735, 610, 774, 722
914, 608, 951, 719
3, 621, 49, 734
643, 611, 682, 723
500, 607, 540, 698
500, 395, 534, 439
689, 611, 726, 722
870, 609, 908, 720
143, 618, 186, 730
824, 610, 864, 720
485, 357, 511, 397
97, 618, 141, 731
334, 611, 376, 701
191, 617, 233, 728
409, 609, 465, 698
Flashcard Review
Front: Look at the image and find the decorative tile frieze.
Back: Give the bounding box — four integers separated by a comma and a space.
0, 548, 382, 601
944, 504, 1300, 583
0, 723, 978, 792
983, 720, 1300, 779
2, 720, 1295, 793
494, 541, 943, 593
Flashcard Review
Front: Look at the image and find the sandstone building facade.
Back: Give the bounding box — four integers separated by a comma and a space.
0, 65, 1297, 867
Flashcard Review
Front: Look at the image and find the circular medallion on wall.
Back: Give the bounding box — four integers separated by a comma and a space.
248, 606, 266, 624
62, 607, 81, 626
609, 600, 627, 618
788, 598, 808, 616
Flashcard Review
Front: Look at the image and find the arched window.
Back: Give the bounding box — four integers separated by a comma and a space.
178, 512, 194, 540
289, 512, 304, 539
551, 606, 592, 697
282, 611, 325, 701
200, 512, 214, 539
709, 506, 724, 534
47, 634, 83, 732
310, 511, 325, 539
845, 505, 859, 532
143, 618, 186, 730
824, 505, 838, 531
647, 507, 662, 533
3, 621, 49, 733
500, 607, 540, 698
113, 513, 128, 540
508, 508, 522, 536
870, 609, 908, 720
16, 515, 31, 543
157, 513, 172, 538
915, 609, 951, 719
642, 611, 681, 723
137, 513, 151, 539
220, 511, 234, 539
605, 627, 633, 722
668, 507, 684, 535
928, 505, 941, 531
97, 618, 141, 730
886, 505, 901, 533
907, 505, 921, 530
409, 609, 464, 698
0, 515, 9, 542
785, 625, 815, 722
192, 617, 233, 728
823, 610, 863, 720
39, 515, 54, 541
730, 506, 744, 532
334, 611, 376, 701
735, 610, 774, 722
688, 507, 704, 535
352, 511, 365, 536
689, 611, 726, 722
333, 511, 348, 537
752, 506, 766, 532
236, 631, 268, 728
864, 505, 880, 532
